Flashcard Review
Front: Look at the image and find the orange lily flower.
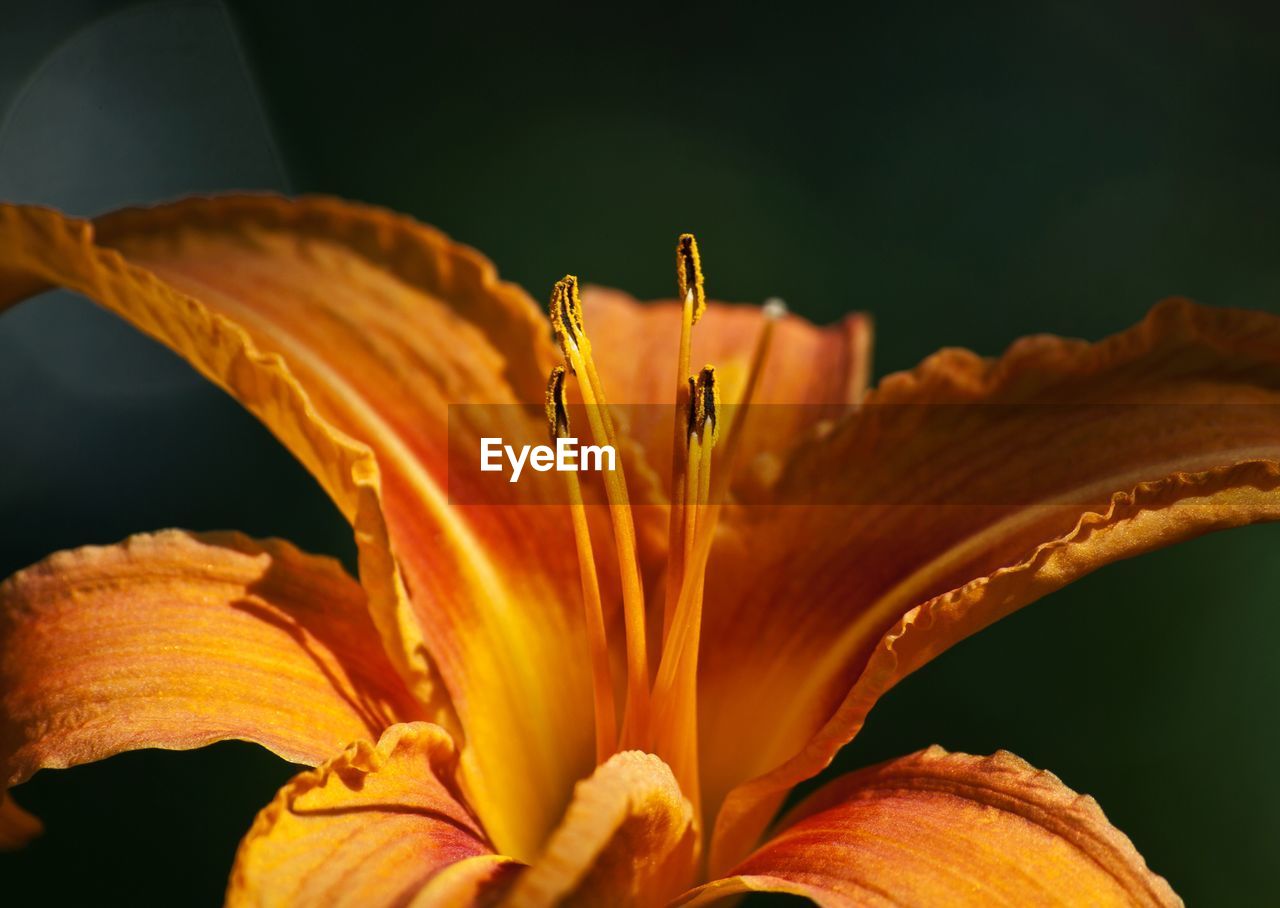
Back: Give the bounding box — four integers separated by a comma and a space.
2, 194, 1279, 906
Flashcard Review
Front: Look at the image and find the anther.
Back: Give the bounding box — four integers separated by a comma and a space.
550, 276, 585, 352
686, 375, 699, 438
688, 366, 718, 442
676, 233, 706, 323
545, 365, 570, 442
697, 365, 718, 440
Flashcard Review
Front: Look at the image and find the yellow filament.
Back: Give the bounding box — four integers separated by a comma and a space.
548, 365, 616, 763
564, 472, 618, 764
665, 231, 706, 637
544, 240, 782, 818
652, 365, 717, 819
682, 425, 703, 567
652, 313, 775, 825
664, 288, 696, 638
664, 233, 704, 638
550, 278, 650, 749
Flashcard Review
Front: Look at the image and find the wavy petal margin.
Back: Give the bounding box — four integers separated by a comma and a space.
227, 722, 517, 907
503, 751, 697, 908
1, 531, 422, 815
706, 300, 1280, 870
0, 197, 593, 858
685, 747, 1179, 907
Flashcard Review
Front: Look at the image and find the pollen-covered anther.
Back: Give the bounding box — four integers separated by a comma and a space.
549, 275, 585, 354
694, 365, 717, 442
545, 365, 570, 442
676, 233, 706, 323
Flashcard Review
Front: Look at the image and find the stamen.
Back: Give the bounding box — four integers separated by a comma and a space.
545, 243, 782, 823
681, 368, 716, 566
695, 367, 718, 532
653, 304, 780, 825
665, 234, 705, 638
681, 375, 703, 569
653, 364, 719, 819
547, 366, 616, 763
549, 278, 650, 749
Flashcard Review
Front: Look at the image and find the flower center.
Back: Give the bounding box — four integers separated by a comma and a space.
545, 237, 780, 821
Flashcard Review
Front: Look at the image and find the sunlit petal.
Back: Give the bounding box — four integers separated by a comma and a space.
503, 751, 697, 908
1, 530, 421, 804
0, 198, 593, 858
227, 722, 515, 907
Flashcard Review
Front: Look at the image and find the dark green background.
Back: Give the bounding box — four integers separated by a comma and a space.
2, 1, 1278, 903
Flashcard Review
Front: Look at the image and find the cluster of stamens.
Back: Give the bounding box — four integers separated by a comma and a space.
544, 236, 780, 819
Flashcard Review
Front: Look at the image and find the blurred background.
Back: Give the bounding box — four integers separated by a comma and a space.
2, 0, 1278, 903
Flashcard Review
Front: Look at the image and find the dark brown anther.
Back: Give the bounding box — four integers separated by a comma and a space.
676, 233, 706, 323
546, 365, 571, 442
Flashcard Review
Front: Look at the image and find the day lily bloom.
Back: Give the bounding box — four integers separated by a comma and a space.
2, 193, 1280, 906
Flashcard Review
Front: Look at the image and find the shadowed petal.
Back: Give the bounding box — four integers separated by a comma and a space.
683, 747, 1179, 907
0, 792, 41, 849
504, 751, 697, 908
1, 530, 421, 797
705, 300, 1280, 870
0, 198, 593, 859
227, 722, 517, 908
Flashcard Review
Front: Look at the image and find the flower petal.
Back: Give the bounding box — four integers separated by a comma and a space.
407, 855, 523, 908
2, 530, 421, 792
0, 791, 41, 849
705, 300, 1280, 870
503, 751, 697, 908
0, 198, 594, 858
227, 722, 514, 908
683, 747, 1179, 907
580, 285, 872, 504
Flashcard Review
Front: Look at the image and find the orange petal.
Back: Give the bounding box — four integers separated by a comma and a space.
1, 530, 421, 793
408, 856, 523, 908
227, 722, 518, 907
0, 198, 594, 858
705, 300, 1280, 871
503, 751, 697, 908
684, 747, 1179, 907
0, 791, 41, 849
